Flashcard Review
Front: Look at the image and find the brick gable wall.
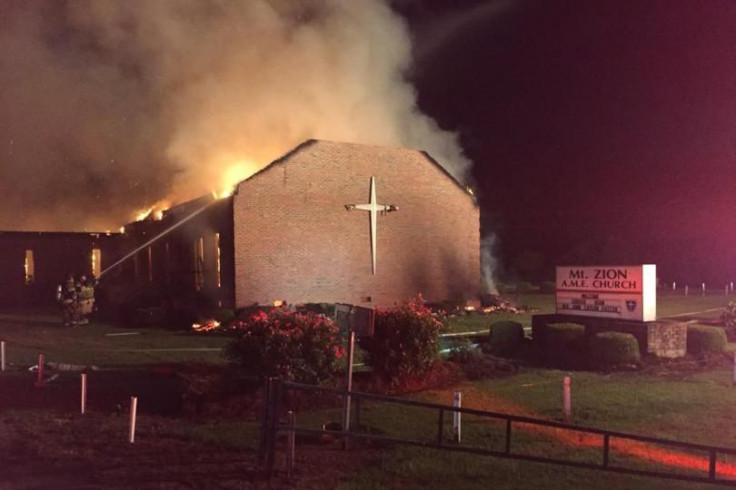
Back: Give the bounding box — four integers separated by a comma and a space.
233, 140, 480, 307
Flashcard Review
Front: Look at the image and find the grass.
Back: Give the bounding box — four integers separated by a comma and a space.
0, 311, 229, 367
1, 294, 735, 488
330, 365, 736, 489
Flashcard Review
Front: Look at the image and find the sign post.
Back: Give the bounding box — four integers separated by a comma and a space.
335, 304, 374, 450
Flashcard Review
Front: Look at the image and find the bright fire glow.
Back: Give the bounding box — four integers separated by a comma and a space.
213, 159, 259, 199
192, 320, 221, 332
132, 200, 170, 222
134, 207, 153, 221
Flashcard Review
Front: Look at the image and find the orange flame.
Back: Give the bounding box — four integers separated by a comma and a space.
213, 159, 259, 199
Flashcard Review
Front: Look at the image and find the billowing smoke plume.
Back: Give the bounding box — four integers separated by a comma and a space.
0, 0, 469, 231
480, 234, 499, 294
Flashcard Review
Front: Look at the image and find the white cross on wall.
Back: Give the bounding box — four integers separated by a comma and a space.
344, 176, 398, 275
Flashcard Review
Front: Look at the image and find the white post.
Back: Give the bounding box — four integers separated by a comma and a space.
1, 341, 5, 372
731, 282, 734, 292
672, 282, 676, 291
685, 285, 689, 296
563, 376, 571, 421
80, 374, 87, 414
453, 392, 462, 443
702, 283, 706, 295
129, 396, 138, 443
342, 330, 355, 449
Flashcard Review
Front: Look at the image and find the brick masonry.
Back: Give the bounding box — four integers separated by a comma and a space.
232, 140, 480, 307
532, 313, 687, 358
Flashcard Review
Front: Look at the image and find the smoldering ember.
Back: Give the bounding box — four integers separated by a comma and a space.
2, 1, 736, 489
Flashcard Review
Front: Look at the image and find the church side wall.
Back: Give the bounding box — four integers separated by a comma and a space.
0, 233, 124, 307
232, 141, 480, 308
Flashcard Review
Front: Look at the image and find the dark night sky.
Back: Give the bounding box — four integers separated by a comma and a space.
402, 0, 736, 285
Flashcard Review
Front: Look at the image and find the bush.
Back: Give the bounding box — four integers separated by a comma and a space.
489, 321, 524, 355
360, 297, 442, 380
224, 309, 344, 384
687, 325, 727, 355
589, 332, 641, 369
545, 323, 586, 367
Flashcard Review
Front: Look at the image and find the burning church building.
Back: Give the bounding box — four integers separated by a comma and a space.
0, 140, 480, 313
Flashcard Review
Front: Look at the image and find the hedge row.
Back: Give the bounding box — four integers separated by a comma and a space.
687, 325, 727, 355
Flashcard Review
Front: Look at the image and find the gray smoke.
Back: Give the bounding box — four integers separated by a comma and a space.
0, 0, 470, 231
480, 234, 499, 294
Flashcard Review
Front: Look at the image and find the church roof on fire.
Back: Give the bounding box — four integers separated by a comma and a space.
235, 139, 477, 203
148, 140, 476, 225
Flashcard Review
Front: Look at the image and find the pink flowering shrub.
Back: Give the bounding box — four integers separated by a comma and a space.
224, 309, 345, 384
360, 297, 443, 380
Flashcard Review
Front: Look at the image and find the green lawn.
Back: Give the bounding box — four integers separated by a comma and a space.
332, 366, 736, 489
2, 296, 735, 488
0, 312, 229, 367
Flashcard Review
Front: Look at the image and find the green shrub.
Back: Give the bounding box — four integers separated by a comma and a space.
489, 321, 524, 355
545, 323, 586, 367
589, 332, 640, 369
687, 325, 727, 355
360, 297, 442, 380
224, 309, 344, 384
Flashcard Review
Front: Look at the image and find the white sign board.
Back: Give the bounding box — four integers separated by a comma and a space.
556, 265, 656, 322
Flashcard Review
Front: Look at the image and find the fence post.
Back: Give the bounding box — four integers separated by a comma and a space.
266, 378, 282, 475
505, 419, 512, 454
1, 341, 5, 372
437, 409, 444, 445
453, 392, 462, 443
685, 285, 689, 296
563, 376, 571, 421
129, 396, 138, 443
80, 373, 87, 414
34, 354, 45, 388
286, 411, 296, 479
355, 395, 362, 430
259, 377, 273, 463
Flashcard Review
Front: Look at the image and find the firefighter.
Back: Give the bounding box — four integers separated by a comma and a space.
77, 275, 95, 325
59, 274, 77, 327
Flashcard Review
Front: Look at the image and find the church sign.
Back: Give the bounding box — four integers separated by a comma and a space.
555, 265, 656, 322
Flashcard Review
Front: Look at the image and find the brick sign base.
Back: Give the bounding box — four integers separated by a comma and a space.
531, 314, 686, 359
